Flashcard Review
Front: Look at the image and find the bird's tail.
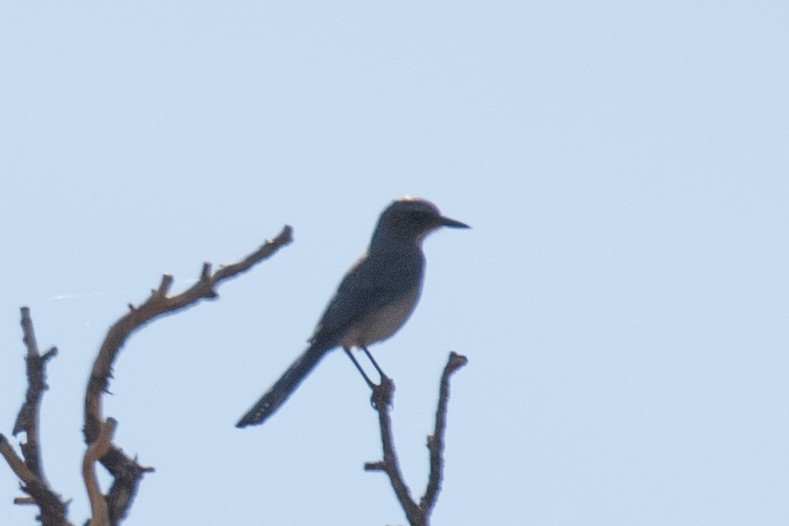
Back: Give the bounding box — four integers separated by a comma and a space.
236, 345, 328, 428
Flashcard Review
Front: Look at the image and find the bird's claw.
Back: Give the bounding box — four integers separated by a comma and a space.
370, 376, 395, 410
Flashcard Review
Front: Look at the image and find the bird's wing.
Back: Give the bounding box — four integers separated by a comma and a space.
309, 249, 423, 350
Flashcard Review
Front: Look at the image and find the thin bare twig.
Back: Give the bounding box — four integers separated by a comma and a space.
421, 351, 468, 514
365, 378, 422, 523
13, 307, 59, 475
364, 352, 468, 526
82, 225, 292, 524
2, 307, 72, 526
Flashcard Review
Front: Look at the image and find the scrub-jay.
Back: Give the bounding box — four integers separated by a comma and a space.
236, 196, 468, 428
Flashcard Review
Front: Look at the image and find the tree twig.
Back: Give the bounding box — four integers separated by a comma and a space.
421, 351, 468, 514
13, 307, 58, 475
82, 225, 292, 524
2, 307, 72, 526
364, 351, 468, 526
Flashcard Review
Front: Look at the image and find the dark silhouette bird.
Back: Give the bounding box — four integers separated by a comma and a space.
236, 196, 469, 428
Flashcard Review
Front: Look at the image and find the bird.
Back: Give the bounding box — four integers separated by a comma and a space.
236, 196, 469, 428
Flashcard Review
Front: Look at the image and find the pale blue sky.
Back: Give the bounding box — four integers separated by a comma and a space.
1, 3, 788, 525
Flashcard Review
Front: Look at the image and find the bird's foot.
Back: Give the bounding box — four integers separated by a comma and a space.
370, 376, 395, 410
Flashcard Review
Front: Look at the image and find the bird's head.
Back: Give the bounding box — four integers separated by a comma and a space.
370, 196, 469, 249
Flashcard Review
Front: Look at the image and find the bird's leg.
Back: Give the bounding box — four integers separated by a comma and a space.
343, 346, 376, 389
361, 346, 394, 409
343, 347, 393, 410
361, 346, 389, 381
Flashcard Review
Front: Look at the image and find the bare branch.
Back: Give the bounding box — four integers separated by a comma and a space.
364, 352, 468, 526
364, 378, 422, 524
0, 434, 38, 485
83, 418, 117, 526
13, 307, 58, 470
421, 351, 468, 513
82, 225, 292, 523
2, 308, 72, 526
2, 434, 72, 525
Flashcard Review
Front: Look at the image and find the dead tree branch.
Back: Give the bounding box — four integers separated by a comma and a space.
14, 307, 59, 474
2, 226, 292, 525
83, 418, 117, 526
2, 307, 72, 526
82, 224, 293, 524
364, 351, 468, 526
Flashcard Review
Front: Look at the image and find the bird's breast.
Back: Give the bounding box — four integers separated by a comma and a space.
338, 285, 421, 348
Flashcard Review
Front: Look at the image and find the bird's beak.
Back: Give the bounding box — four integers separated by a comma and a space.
438, 216, 470, 229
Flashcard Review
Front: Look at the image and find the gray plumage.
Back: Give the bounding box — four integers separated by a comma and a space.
236, 196, 468, 428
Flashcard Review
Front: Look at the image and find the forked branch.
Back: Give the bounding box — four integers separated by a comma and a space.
2, 226, 292, 526
83, 225, 292, 523
364, 351, 468, 526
